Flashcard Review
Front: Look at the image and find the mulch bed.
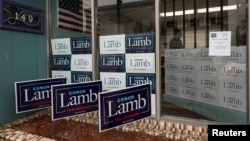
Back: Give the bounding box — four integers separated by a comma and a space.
9, 115, 182, 141
0, 110, 207, 141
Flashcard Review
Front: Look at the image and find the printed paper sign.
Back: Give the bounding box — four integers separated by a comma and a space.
99, 83, 151, 132
179, 62, 197, 74
125, 53, 155, 73
180, 49, 198, 60
165, 73, 180, 85
218, 91, 246, 112
125, 33, 154, 53
197, 87, 218, 105
220, 63, 246, 80
71, 54, 92, 71
179, 86, 197, 100
71, 71, 92, 83
51, 80, 102, 120
51, 38, 71, 55
51, 71, 71, 83
219, 80, 246, 94
198, 62, 219, 76
221, 46, 246, 63
165, 60, 180, 73
100, 54, 125, 72
99, 34, 125, 54
71, 37, 92, 54
209, 31, 231, 56
126, 73, 155, 94
165, 49, 180, 59
179, 74, 197, 88
100, 72, 126, 91
165, 83, 179, 96
51, 55, 71, 71
15, 78, 66, 113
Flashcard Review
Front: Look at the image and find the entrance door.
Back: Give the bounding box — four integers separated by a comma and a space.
160, 0, 248, 124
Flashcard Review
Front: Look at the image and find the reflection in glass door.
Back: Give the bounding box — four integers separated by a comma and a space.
160, 0, 248, 124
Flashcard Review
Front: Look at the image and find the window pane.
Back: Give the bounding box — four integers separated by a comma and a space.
196, 0, 207, 48
98, 0, 155, 35
161, 0, 248, 124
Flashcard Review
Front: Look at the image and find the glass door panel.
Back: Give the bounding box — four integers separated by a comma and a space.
161, 0, 248, 124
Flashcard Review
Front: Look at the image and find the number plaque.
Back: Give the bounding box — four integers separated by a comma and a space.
0, 0, 44, 34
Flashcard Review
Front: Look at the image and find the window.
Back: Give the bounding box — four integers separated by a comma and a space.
161, 0, 248, 124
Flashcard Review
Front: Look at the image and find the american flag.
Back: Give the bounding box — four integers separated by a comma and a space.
58, 0, 91, 35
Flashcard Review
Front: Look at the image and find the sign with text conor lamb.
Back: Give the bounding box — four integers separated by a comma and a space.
51, 80, 102, 120
99, 83, 151, 132
15, 78, 66, 113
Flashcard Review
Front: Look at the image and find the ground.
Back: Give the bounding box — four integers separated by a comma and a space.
0, 102, 209, 141
10, 114, 184, 141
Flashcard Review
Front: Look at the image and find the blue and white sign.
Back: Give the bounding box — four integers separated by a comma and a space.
100, 72, 126, 91
71, 71, 92, 83
99, 83, 151, 132
51, 80, 102, 120
126, 33, 154, 53
100, 54, 125, 72
51, 71, 71, 83
71, 54, 92, 71
15, 78, 66, 113
51, 55, 71, 71
99, 34, 125, 54
71, 37, 92, 54
126, 73, 155, 93
125, 53, 155, 73
51, 38, 71, 55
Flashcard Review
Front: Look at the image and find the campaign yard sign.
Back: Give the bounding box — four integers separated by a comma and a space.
51, 80, 102, 120
99, 83, 151, 132
15, 78, 66, 113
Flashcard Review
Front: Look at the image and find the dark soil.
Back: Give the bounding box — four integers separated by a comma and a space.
8, 102, 210, 141
10, 115, 184, 141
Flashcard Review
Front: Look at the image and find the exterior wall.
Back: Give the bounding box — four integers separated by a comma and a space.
0, 0, 47, 125
0, 0, 91, 125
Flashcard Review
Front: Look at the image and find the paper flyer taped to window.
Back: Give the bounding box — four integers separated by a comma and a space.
209, 31, 231, 56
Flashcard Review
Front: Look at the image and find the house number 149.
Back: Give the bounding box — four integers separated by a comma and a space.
15, 11, 33, 23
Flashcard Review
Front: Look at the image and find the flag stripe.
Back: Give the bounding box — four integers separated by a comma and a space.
58, 0, 92, 34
